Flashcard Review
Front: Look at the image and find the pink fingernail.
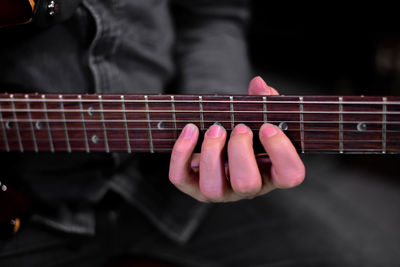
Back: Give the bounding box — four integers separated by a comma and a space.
232, 124, 249, 135
181, 124, 196, 139
207, 124, 223, 138
261, 124, 278, 138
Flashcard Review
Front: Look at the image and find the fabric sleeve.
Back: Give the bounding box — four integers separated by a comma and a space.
170, 0, 252, 94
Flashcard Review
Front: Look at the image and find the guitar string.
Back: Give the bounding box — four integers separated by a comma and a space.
3, 137, 400, 143
1, 97, 400, 105
4, 126, 399, 143
1, 97, 398, 150
3, 126, 398, 133
1, 108, 400, 115
0, 145, 397, 154
1, 118, 400, 125
1, 147, 392, 153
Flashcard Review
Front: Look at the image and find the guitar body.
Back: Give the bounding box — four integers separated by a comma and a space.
0, 180, 31, 237
0, 0, 35, 27
0, 0, 82, 28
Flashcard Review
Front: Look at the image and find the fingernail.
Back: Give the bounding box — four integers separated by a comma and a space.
207, 124, 223, 138
261, 123, 278, 138
181, 124, 196, 139
232, 124, 249, 135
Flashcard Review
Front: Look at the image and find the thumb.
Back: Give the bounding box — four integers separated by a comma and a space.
248, 76, 279, 96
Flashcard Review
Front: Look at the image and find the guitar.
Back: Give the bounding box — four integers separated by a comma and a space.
0, 0, 81, 28
0, 0, 35, 27
0, 93, 399, 154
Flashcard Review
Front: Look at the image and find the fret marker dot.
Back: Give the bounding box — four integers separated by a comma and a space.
5, 120, 13, 130
35, 121, 43, 130
357, 122, 367, 132
91, 135, 100, 144
157, 121, 165, 130
88, 107, 95, 116
279, 122, 288, 131
1, 185, 7, 192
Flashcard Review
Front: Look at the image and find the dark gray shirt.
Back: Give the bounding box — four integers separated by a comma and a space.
0, 0, 251, 243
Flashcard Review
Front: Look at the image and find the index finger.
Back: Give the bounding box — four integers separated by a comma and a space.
169, 124, 205, 200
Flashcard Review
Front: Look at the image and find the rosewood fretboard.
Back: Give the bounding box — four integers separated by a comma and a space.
1, 93, 400, 154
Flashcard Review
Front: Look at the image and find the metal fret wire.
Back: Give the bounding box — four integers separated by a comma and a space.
25, 94, 38, 152
339, 97, 344, 153
170, 96, 177, 139
299, 97, 304, 153
262, 96, 267, 123
144, 96, 154, 153
42, 95, 55, 153
230, 96, 235, 130
78, 95, 90, 153
382, 97, 387, 154
10, 94, 24, 152
121, 95, 132, 153
0, 105, 10, 152
98, 95, 110, 153
199, 96, 204, 130
59, 95, 72, 152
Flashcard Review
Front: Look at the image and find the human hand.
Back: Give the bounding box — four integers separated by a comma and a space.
169, 77, 305, 202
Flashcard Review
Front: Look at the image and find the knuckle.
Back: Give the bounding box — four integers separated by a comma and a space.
200, 154, 220, 172
171, 145, 188, 160
195, 196, 211, 203
168, 169, 187, 187
200, 186, 225, 202
228, 134, 252, 148
202, 139, 225, 155
201, 147, 217, 159
200, 148, 224, 173
168, 172, 181, 185
232, 177, 262, 196
275, 169, 306, 188
289, 169, 306, 187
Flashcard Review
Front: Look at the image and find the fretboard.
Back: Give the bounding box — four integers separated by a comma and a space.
0, 93, 399, 154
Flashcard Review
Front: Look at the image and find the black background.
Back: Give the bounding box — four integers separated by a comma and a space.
248, 3, 400, 95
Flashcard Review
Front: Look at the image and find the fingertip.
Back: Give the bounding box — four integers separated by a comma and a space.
171, 124, 199, 173
180, 123, 199, 140
259, 123, 280, 140
206, 124, 225, 139
231, 124, 253, 137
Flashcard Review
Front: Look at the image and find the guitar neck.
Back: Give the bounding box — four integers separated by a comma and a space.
0, 93, 399, 154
